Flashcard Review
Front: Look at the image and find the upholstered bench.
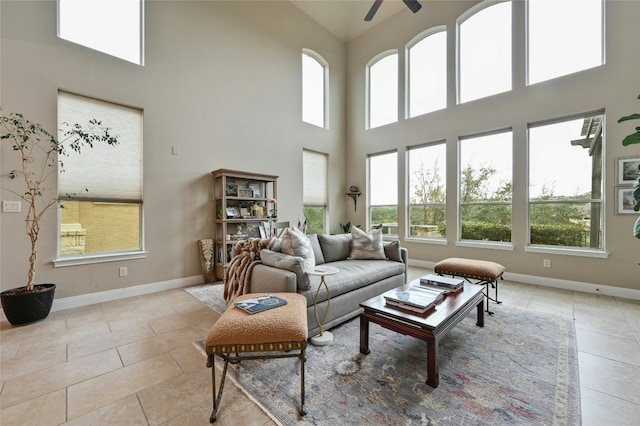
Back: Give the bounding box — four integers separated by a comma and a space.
205, 292, 308, 423
434, 257, 505, 315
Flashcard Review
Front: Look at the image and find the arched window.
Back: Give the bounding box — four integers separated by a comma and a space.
528, 0, 604, 85
406, 27, 447, 118
367, 51, 398, 129
302, 50, 328, 128
458, 1, 512, 103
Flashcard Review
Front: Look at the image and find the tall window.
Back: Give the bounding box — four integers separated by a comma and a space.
528, 0, 604, 85
58, 0, 143, 65
408, 142, 446, 239
458, 1, 512, 103
528, 113, 604, 250
459, 130, 512, 242
58, 92, 143, 258
368, 151, 398, 234
302, 50, 327, 128
367, 51, 398, 129
406, 28, 447, 118
303, 150, 327, 234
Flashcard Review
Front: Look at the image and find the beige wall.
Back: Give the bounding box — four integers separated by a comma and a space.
2, 0, 639, 298
1, 1, 347, 297
345, 0, 640, 289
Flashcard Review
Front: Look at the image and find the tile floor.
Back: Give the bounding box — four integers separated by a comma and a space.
1, 266, 639, 425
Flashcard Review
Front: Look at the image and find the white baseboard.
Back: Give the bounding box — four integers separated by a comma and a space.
408, 259, 640, 301
51, 275, 204, 312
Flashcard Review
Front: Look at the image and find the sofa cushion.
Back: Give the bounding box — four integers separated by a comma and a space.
307, 234, 325, 265
383, 240, 402, 262
300, 259, 406, 304
280, 227, 315, 271
260, 249, 310, 290
350, 226, 385, 260
318, 233, 352, 263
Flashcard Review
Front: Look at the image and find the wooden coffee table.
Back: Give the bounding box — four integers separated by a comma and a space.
359, 280, 485, 388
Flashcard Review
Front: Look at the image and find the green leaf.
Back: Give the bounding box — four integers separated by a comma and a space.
634, 217, 640, 239
618, 113, 640, 123
622, 132, 640, 146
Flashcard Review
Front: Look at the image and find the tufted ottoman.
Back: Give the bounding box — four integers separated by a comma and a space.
205, 292, 308, 423
434, 257, 505, 315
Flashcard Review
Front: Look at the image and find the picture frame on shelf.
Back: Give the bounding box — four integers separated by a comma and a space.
616, 187, 639, 215
238, 188, 254, 198
248, 182, 261, 198
226, 207, 239, 218
616, 156, 640, 185
226, 182, 238, 196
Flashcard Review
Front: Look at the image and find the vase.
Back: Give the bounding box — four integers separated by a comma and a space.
1, 283, 56, 325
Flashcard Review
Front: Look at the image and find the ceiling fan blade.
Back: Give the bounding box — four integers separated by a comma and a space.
365, 0, 383, 22
402, 0, 422, 14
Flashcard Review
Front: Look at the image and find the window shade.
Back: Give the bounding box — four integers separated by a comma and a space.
58, 91, 143, 202
303, 150, 327, 205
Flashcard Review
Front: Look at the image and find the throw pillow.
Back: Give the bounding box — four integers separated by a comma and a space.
280, 227, 315, 270
260, 249, 310, 290
383, 240, 403, 262
307, 234, 325, 265
317, 233, 352, 263
350, 226, 386, 260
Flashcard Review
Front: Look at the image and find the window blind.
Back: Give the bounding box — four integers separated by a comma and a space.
58, 91, 143, 202
303, 150, 327, 206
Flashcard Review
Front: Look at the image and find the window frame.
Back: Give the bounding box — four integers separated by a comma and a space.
526, 0, 605, 86
366, 50, 399, 129
406, 141, 447, 242
302, 149, 328, 234
405, 26, 448, 119
367, 150, 398, 235
57, 0, 144, 65
525, 111, 606, 256
457, 128, 513, 248
54, 92, 146, 267
302, 49, 329, 129
456, 0, 512, 104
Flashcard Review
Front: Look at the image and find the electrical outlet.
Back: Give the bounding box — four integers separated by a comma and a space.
2, 200, 21, 213
543, 259, 551, 268
119, 266, 128, 277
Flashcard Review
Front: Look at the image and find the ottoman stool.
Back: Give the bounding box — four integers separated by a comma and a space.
434, 257, 505, 315
204, 292, 308, 423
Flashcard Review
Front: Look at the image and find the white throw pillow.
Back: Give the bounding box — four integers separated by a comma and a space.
350, 226, 386, 260
280, 227, 316, 270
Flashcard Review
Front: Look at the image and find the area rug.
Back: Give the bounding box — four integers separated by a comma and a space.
186, 284, 581, 425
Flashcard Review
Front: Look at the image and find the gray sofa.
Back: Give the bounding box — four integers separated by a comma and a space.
249, 233, 408, 337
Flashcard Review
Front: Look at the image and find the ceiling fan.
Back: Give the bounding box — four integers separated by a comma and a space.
365, 0, 422, 22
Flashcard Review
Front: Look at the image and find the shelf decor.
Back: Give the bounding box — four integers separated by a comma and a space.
212, 169, 278, 280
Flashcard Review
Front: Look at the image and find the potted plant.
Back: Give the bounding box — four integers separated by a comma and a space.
617, 94, 640, 244
0, 109, 119, 325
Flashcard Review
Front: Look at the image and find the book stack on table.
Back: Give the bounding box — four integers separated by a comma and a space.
383, 285, 445, 314
419, 274, 464, 293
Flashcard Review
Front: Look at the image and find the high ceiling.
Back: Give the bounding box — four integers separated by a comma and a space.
289, 0, 408, 42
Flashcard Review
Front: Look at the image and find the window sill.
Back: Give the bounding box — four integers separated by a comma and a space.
455, 240, 514, 251
524, 246, 609, 258
53, 251, 148, 267
404, 237, 448, 245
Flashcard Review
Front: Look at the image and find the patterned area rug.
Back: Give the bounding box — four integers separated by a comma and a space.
186, 284, 581, 425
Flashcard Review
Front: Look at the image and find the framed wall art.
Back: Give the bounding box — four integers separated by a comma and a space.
616, 156, 640, 185
616, 187, 639, 215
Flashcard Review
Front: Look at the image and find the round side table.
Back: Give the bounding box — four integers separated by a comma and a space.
307, 266, 339, 346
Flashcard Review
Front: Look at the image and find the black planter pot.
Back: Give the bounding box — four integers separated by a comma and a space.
1, 283, 56, 326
